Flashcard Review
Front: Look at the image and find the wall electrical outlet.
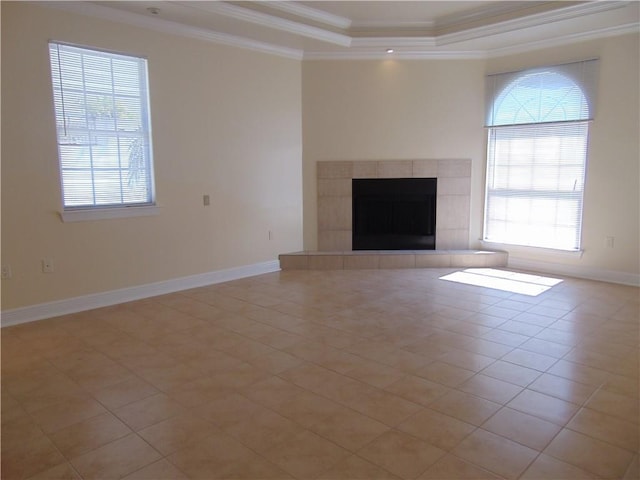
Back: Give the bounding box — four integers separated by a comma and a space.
605, 236, 615, 249
203, 195, 210, 206
42, 258, 54, 273
1, 265, 12, 279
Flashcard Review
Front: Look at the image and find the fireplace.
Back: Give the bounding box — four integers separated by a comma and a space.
317, 159, 471, 251
352, 178, 437, 250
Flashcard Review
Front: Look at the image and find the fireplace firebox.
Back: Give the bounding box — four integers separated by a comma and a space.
352, 178, 437, 250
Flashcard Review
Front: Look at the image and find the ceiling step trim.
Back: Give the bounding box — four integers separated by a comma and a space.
437, 0, 633, 46
303, 49, 487, 61
37, 1, 639, 63
351, 36, 438, 49
434, 1, 550, 30
487, 22, 640, 58
266, 1, 352, 30
177, 1, 352, 47
304, 22, 639, 61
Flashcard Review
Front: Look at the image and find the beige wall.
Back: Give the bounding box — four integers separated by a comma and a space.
302, 34, 640, 277
302, 59, 487, 249
1, 2, 303, 310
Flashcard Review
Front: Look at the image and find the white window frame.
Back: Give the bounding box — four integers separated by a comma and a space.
48, 42, 157, 222
483, 60, 597, 252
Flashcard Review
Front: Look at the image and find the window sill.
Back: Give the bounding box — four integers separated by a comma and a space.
60, 205, 161, 223
480, 240, 584, 259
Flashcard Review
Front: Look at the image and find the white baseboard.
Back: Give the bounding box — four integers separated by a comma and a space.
1, 260, 281, 328
507, 256, 640, 287
3, 257, 635, 327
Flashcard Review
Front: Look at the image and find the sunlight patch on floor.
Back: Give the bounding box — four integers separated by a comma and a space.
439, 268, 563, 296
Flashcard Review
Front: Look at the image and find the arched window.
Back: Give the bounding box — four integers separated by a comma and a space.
484, 60, 597, 251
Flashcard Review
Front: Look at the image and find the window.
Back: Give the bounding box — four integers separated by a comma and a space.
48, 42, 154, 211
484, 60, 598, 251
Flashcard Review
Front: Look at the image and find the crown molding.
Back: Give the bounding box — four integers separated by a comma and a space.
305, 21, 640, 61
303, 49, 486, 61
351, 36, 438, 49
265, 1, 352, 30
437, 0, 632, 46
304, 22, 640, 60
487, 22, 640, 58
39, 1, 304, 60
177, 1, 352, 47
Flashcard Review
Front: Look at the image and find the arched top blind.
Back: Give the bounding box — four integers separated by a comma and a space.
486, 59, 598, 127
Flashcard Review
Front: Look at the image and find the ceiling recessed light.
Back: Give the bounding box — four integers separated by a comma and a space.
147, 7, 161, 15
386, 48, 394, 54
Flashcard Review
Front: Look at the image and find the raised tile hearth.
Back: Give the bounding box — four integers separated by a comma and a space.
279, 250, 508, 270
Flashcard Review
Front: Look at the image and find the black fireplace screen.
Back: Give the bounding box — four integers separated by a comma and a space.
352, 178, 436, 250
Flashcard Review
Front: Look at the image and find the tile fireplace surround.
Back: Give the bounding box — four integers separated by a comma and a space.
317, 159, 472, 251
277, 159, 508, 271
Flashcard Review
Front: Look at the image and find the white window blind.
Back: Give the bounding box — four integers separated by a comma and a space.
49, 42, 154, 209
484, 60, 597, 251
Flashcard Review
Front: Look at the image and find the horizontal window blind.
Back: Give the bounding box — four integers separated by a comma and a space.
483, 60, 596, 251
49, 42, 154, 209
485, 122, 588, 250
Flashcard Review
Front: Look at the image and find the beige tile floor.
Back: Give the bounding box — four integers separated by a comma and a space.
2, 267, 638, 479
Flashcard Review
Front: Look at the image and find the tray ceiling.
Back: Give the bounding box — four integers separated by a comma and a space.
43, 1, 639, 59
